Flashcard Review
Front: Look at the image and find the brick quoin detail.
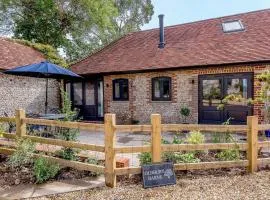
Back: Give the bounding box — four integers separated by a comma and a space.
103, 64, 269, 124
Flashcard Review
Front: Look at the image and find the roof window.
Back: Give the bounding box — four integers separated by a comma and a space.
222, 20, 245, 33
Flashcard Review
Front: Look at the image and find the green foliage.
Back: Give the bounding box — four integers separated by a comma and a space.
138, 152, 152, 165
217, 148, 240, 161
186, 131, 205, 144
56, 148, 78, 161
217, 94, 253, 111
1, 0, 154, 62
180, 106, 190, 123
212, 118, 235, 143
34, 157, 60, 183
173, 152, 200, 163
61, 89, 77, 121
12, 39, 67, 68
8, 138, 36, 168
86, 157, 101, 176
172, 136, 183, 144
0, 124, 5, 137
55, 89, 79, 160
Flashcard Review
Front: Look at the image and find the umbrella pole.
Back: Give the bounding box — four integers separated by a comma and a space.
45, 78, 48, 114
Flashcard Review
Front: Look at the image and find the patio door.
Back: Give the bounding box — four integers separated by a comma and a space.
66, 78, 104, 121
199, 73, 253, 124
84, 79, 104, 120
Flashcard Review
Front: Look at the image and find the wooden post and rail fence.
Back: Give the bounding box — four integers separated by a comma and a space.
0, 109, 269, 187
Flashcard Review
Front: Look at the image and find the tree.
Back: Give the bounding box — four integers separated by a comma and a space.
0, 0, 154, 62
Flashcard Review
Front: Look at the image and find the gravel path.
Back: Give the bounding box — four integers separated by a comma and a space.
33, 169, 270, 200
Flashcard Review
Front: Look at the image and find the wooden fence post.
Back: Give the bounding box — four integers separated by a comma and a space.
247, 116, 258, 173
104, 113, 116, 188
15, 109, 26, 137
151, 114, 162, 163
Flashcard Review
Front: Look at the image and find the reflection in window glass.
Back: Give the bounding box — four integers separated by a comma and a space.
73, 82, 83, 105
115, 82, 120, 98
202, 79, 222, 106
227, 78, 248, 105
98, 81, 104, 117
154, 81, 160, 98
85, 82, 95, 105
65, 83, 71, 100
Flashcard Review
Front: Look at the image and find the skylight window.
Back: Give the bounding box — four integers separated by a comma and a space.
222, 20, 245, 33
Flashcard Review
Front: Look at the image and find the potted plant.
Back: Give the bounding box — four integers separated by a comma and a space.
180, 106, 190, 124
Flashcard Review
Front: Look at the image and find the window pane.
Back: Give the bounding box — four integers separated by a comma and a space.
202, 79, 222, 106
98, 81, 104, 117
85, 82, 95, 105
154, 80, 160, 98
222, 20, 244, 32
226, 78, 248, 105
122, 82, 128, 99
114, 82, 120, 98
73, 82, 83, 105
162, 79, 170, 98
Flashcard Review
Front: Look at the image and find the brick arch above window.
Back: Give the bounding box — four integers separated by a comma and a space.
152, 76, 172, 101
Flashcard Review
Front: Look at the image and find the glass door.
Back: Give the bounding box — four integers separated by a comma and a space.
199, 77, 224, 124
199, 73, 253, 124
83, 78, 104, 120
223, 74, 253, 124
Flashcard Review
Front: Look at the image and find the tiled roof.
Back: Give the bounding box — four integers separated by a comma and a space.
0, 38, 45, 70
72, 9, 270, 75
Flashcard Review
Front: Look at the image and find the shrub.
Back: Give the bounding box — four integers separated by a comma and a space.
0, 124, 5, 137
174, 152, 200, 163
56, 89, 80, 160
86, 157, 100, 176
34, 157, 60, 183
217, 148, 240, 161
180, 106, 190, 123
56, 148, 78, 161
138, 152, 152, 165
186, 131, 205, 144
8, 138, 36, 168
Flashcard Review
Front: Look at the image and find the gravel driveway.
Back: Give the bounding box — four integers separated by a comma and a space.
34, 169, 270, 200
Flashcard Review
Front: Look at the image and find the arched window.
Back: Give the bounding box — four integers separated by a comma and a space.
152, 77, 171, 101
113, 79, 129, 101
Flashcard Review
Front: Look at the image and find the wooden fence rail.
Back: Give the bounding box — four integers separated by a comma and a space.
0, 109, 269, 188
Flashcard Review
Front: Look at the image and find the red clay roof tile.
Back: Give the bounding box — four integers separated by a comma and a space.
72, 9, 270, 75
0, 38, 45, 70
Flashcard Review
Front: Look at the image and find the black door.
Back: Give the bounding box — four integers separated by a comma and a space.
199, 73, 253, 124
67, 78, 104, 121
84, 79, 104, 121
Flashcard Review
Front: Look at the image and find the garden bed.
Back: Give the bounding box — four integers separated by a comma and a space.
0, 153, 100, 190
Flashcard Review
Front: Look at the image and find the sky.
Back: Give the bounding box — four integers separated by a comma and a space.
142, 0, 270, 30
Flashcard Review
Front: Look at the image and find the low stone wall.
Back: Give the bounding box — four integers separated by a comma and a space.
0, 74, 60, 116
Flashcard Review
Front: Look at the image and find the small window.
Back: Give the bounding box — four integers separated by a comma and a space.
152, 77, 171, 101
222, 20, 245, 33
113, 79, 129, 101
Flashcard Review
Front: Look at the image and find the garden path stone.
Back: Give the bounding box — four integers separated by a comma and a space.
0, 176, 104, 199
